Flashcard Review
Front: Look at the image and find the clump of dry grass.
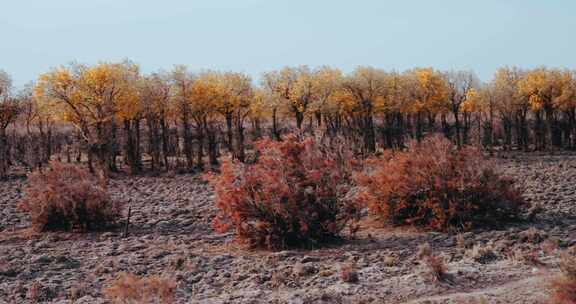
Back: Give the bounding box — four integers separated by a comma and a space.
27, 281, 55, 303
104, 272, 176, 304
383, 254, 399, 267
541, 239, 559, 255
511, 249, 545, 267
466, 243, 497, 264
340, 263, 359, 283
418, 243, 448, 282
457, 297, 489, 304
518, 227, 547, 244
456, 233, 467, 249
549, 252, 576, 303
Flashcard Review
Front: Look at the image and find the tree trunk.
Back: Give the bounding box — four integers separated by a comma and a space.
362, 113, 376, 153
123, 120, 140, 174
89, 142, 109, 183
196, 122, 204, 169
225, 113, 233, 151
160, 118, 170, 169
206, 122, 218, 167
295, 111, 304, 129
181, 112, 194, 171
0, 128, 9, 180
272, 108, 281, 140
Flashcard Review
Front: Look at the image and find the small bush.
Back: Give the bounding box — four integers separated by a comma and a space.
104, 272, 176, 304
205, 134, 359, 250
18, 161, 121, 232
549, 252, 576, 303
354, 135, 527, 231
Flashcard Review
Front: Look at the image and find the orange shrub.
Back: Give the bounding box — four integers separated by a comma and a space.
18, 161, 121, 232
205, 134, 359, 250
354, 135, 527, 231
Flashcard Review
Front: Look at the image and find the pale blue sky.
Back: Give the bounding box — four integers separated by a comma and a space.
2, 0, 575, 87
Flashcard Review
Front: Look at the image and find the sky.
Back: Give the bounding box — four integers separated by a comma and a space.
1, 0, 576, 88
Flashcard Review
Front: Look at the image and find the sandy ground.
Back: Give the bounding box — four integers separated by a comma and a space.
1, 151, 576, 303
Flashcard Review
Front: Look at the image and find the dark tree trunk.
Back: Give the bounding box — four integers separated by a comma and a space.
123, 119, 140, 174
272, 108, 281, 140
225, 112, 233, 151
295, 111, 304, 129
0, 128, 9, 180
160, 118, 170, 169
181, 111, 194, 171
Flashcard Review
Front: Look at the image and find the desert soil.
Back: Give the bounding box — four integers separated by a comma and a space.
1, 152, 576, 303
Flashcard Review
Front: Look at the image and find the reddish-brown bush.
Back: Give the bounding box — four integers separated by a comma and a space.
549, 252, 576, 303
18, 161, 121, 232
354, 135, 527, 231
205, 134, 359, 250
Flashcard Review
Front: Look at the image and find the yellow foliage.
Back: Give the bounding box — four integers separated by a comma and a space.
461, 88, 481, 113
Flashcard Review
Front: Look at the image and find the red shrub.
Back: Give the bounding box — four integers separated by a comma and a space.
18, 161, 121, 232
205, 134, 359, 250
354, 135, 527, 231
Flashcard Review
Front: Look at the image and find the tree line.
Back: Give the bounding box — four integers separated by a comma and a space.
0, 63, 575, 180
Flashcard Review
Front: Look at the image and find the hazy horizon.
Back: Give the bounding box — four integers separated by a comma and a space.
2, 0, 576, 88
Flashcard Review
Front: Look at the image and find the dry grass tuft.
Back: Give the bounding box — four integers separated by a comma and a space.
340, 263, 359, 283
104, 272, 176, 304
466, 243, 498, 264
549, 252, 576, 303
418, 243, 448, 282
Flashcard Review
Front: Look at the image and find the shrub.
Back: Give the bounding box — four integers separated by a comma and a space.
354, 135, 527, 231
104, 272, 176, 304
18, 161, 121, 232
549, 252, 576, 303
205, 134, 359, 250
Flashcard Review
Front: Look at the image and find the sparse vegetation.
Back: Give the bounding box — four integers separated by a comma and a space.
0, 1, 575, 302
17, 161, 121, 232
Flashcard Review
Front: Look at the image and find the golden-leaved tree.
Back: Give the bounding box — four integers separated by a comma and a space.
188, 72, 221, 167
35, 61, 140, 180
212, 72, 253, 161
171, 65, 196, 170
405, 68, 448, 142
445, 70, 478, 146
340, 66, 388, 153
517, 68, 575, 149
140, 72, 172, 171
